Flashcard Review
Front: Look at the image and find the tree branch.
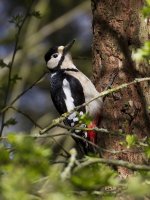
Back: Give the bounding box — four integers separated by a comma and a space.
61, 148, 77, 180
74, 157, 150, 172
32, 132, 142, 155
40, 77, 150, 135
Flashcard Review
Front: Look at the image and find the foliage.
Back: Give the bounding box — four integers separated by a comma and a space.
30, 10, 42, 19
142, 0, 150, 17
125, 134, 137, 149
3, 118, 17, 127
0, 60, 8, 68
0, 134, 150, 199
132, 0, 150, 63
132, 41, 150, 62
9, 14, 25, 28
71, 163, 118, 190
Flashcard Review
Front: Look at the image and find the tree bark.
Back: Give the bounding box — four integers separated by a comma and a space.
91, 0, 150, 177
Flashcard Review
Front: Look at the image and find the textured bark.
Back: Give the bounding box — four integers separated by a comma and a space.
91, 0, 150, 177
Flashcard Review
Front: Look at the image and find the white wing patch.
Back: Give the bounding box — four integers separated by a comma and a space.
63, 79, 75, 112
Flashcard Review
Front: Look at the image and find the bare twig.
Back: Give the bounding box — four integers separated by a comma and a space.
51, 137, 70, 157
74, 157, 150, 172
0, 1, 34, 136
1, 71, 47, 114
61, 148, 77, 180
55, 123, 111, 134
8, 106, 42, 129
35, 131, 101, 152
52, 160, 68, 165
32, 132, 142, 155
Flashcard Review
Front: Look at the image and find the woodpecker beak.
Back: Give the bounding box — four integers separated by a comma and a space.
64, 39, 75, 53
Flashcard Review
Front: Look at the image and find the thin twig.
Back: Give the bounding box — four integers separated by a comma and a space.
51, 137, 70, 157
32, 132, 143, 155
74, 157, 150, 172
8, 106, 42, 129
0, 1, 34, 136
1, 71, 47, 114
52, 160, 68, 165
56, 123, 111, 134
0, 132, 144, 155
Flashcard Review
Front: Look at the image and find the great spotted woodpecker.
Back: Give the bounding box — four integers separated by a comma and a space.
44, 40, 102, 155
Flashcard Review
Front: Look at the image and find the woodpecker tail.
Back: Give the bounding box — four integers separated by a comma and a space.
65, 112, 98, 155
70, 121, 98, 156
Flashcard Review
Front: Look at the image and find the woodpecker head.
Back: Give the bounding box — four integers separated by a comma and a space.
44, 40, 75, 71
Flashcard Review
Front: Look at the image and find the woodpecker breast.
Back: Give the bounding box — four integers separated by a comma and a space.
64, 70, 102, 118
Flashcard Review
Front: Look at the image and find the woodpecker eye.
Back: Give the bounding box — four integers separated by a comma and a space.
52, 53, 58, 58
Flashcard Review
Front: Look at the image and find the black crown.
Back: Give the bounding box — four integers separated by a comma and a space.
44, 46, 58, 63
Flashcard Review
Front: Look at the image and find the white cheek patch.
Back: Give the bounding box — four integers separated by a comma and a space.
47, 59, 58, 69
47, 54, 62, 69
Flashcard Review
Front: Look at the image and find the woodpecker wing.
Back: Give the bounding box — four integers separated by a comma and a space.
49, 71, 86, 118
49, 72, 67, 115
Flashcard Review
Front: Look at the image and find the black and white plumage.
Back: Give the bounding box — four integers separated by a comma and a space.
44, 40, 102, 154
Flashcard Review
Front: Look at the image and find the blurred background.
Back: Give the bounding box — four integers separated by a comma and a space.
0, 0, 93, 153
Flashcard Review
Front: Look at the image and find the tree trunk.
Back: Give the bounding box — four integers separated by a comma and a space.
91, 0, 150, 177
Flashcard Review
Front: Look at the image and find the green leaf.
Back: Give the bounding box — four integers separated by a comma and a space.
144, 146, 150, 159
71, 163, 117, 190
0, 144, 10, 165
4, 118, 17, 127
11, 74, 22, 84
146, 0, 150, 5
126, 134, 137, 148
30, 10, 41, 19
78, 112, 93, 125
7, 134, 51, 175
142, 6, 150, 17
132, 41, 150, 62
142, 0, 150, 17
0, 59, 8, 68
9, 14, 24, 28
127, 175, 150, 197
